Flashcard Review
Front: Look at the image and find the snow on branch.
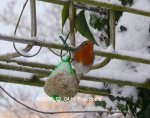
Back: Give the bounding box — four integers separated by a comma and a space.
72, 0, 150, 17
0, 57, 55, 70
37, 0, 150, 17
83, 75, 150, 89
0, 74, 109, 96
0, 34, 150, 65
0, 59, 149, 89
0, 62, 51, 75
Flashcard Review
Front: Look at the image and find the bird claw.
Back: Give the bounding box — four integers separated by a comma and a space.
76, 74, 82, 84
76, 78, 80, 84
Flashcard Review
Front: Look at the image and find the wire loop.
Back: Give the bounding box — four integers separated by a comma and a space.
48, 32, 70, 58
13, 0, 42, 58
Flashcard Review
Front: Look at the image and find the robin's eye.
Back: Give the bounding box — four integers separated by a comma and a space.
84, 42, 88, 46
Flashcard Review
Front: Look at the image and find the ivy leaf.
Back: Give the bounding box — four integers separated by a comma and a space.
109, 95, 116, 101
117, 104, 127, 117
120, 25, 127, 32
89, 14, 110, 46
119, 0, 133, 6
137, 102, 150, 118
137, 88, 150, 118
95, 100, 106, 108
89, 14, 102, 31
61, 5, 69, 33
127, 101, 137, 117
75, 10, 97, 44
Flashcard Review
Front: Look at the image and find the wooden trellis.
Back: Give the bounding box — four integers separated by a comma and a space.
0, 0, 150, 97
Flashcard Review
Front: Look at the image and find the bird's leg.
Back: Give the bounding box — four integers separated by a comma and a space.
76, 74, 83, 83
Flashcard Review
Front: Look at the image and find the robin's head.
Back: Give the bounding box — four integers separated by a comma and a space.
74, 40, 95, 65
79, 40, 95, 50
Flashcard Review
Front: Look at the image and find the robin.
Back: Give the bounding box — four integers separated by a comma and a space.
72, 40, 95, 82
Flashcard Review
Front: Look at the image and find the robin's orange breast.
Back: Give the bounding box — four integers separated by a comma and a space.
74, 45, 94, 65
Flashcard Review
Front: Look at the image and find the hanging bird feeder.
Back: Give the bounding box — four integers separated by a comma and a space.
44, 34, 79, 101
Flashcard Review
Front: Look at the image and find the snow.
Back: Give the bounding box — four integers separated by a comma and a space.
87, 69, 150, 83
0, 0, 150, 117
114, 50, 150, 60
94, 0, 121, 5
0, 69, 34, 79
118, 86, 138, 101
86, 0, 150, 111
80, 0, 150, 112
59, 0, 69, 1
14, 48, 34, 57
88, 0, 150, 83
80, 80, 104, 89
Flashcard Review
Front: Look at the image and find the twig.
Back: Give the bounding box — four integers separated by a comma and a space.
38, 0, 150, 17
0, 34, 150, 65
38, 0, 69, 5
30, 0, 37, 37
0, 74, 110, 96
0, 74, 44, 86
109, 10, 115, 49
0, 62, 51, 75
0, 60, 150, 89
82, 75, 150, 89
92, 58, 111, 69
79, 86, 110, 96
0, 57, 55, 70
69, 2, 76, 46
74, 3, 109, 13
72, 0, 150, 17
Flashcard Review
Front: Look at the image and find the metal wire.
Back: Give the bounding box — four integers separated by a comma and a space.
48, 32, 71, 59
59, 32, 71, 60
13, 0, 42, 58
13, 0, 71, 58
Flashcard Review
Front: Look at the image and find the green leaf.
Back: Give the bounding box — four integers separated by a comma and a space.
120, 25, 127, 32
117, 104, 127, 117
89, 14, 110, 46
136, 88, 150, 118
61, 5, 69, 33
119, 0, 133, 6
117, 104, 127, 111
95, 100, 106, 108
109, 95, 116, 101
75, 10, 97, 44
89, 15, 102, 31
137, 101, 150, 118
127, 101, 137, 117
